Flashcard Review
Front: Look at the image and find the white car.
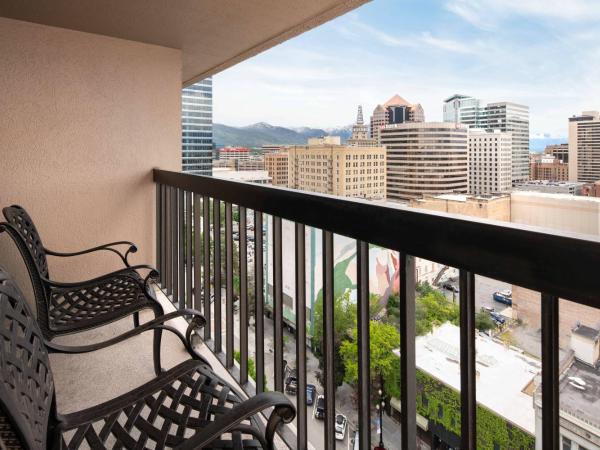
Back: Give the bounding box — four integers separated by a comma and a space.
335, 414, 347, 440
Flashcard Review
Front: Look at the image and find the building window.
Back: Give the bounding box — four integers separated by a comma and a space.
561, 437, 571, 450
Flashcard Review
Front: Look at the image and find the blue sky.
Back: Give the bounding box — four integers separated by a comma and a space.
213, 0, 600, 138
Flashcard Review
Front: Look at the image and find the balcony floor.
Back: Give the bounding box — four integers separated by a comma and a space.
50, 287, 235, 414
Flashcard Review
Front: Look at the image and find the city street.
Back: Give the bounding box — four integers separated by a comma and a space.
440, 274, 511, 313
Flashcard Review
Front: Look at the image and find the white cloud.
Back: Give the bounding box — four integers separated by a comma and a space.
445, 0, 600, 29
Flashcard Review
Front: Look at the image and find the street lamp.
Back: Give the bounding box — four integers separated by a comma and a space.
374, 387, 386, 450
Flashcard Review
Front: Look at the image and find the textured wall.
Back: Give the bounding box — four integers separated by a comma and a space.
0, 18, 181, 301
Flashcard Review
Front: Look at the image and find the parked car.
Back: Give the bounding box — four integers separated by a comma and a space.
314, 395, 325, 420
481, 306, 495, 313
285, 369, 297, 395
306, 384, 317, 405
489, 311, 506, 325
335, 414, 347, 440
493, 291, 512, 306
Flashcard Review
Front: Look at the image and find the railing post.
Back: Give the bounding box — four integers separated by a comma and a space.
225, 202, 234, 367
202, 196, 211, 341
357, 240, 371, 450
178, 189, 185, 309
156, 183, 162, 284
460, 270, 476, 450
273, 216, 284, 392
254, 210, 265, 393
296, 223, 307, 449
193, 194, 202, 311
541, 293, 559, 450
400, 252, 416, 450
213, 199, 222, 353
239, 206, 248, 384
323, 230, 335, 450
186, 192, 193, 309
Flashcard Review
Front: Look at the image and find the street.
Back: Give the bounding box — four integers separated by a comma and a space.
440, 274, 511, 313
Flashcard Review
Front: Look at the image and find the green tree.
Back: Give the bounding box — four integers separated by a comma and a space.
415, 290, 459, 335
340, 321, 402, 399
475, 311, 495, 332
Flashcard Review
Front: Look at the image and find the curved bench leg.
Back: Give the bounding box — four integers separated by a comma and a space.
152, 305, 164, 376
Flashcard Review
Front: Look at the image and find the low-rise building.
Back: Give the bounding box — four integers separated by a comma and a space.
218, 146, 251, 161
514, 180, 584, 195
530, 153, 568, 181
409, 193, 511, 221
545, 143, 569, 163
212, 167, 271, 184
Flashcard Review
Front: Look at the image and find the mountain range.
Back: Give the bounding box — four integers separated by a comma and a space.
214, 122, 566, 152
213, 122, 352, 148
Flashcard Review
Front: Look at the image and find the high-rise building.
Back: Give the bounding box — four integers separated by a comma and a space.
347, 105, 378, 147
182, 78, 213, 175
443, 94, 483, 127
370, 95, 424, 144
381, 122, 468, 202
468, 129, 512, 195
544, 143, 568, 163
443, 96, 530, 183
264, 152, 289, 187
287, 143, 386, 199
568, 111, 600, 182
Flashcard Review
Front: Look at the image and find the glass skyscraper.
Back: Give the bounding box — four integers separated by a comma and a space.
182, 78, 213, 175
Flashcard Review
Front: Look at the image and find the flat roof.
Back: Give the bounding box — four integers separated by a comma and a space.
409, 323, 539, 434
572, 324, 600, 341
559, 360, 600, 430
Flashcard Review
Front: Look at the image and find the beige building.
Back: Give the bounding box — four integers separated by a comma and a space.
264, 152, 289, 187
409, 193, 511, 221
347, 105, 378, 147
545, 143, 568, 163
569, 111, 600, 182
287, 144, 386, 200
370, 94, 425, 144
382, 122, 468, 202
468, 129, 512, 195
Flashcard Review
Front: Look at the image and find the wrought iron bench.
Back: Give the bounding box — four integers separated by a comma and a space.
0, 268, 295, 449
0, 205, 166, 375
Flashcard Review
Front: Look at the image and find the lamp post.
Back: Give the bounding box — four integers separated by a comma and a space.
374, 385, 386, 450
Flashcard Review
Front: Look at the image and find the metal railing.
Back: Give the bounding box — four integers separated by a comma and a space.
153, 168, 600, 450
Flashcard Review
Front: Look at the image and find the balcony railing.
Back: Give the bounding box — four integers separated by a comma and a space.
153, 168, 600, 450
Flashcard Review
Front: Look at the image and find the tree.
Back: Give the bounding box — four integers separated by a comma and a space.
340, 320, 401, 399
475, 311, 495, 332
415, 290, 459, 336
312, 290, 356, 390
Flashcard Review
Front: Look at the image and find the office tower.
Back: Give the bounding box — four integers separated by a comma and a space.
182, 78, 213, 175
443, 94, 483, 127
370, 95, 424, 144
381, 122, 468, 202
287, 143, 386, 199
569, 111, 600, 182
443, 96, 529, 183
347, 105, 378, 147
264, 152, 289, 187
545, 143, 568, 163
468, 129, 512, 195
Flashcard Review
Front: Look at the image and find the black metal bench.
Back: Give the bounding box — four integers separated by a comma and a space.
0, 205, 167, 375
0, 268, 295, 449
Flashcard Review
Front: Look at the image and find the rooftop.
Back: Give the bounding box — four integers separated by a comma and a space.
410, 323, 540, 434
559, 360, 600, 431
572, 324, 600, 341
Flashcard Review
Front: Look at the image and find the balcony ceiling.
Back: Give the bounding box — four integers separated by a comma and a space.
0, 0, 369, 86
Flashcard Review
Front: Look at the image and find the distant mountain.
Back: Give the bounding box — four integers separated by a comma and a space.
529, 136, 567, 152
213, 122, 352, 148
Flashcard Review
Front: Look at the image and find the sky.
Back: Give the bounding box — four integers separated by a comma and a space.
213, 0, 600, 138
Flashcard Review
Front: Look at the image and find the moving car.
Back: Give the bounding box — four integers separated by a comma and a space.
314, 395, 325, 420
306, 384, 317, 405
335, 414, 347, 440
493, 291, 512, 306
284, 369, 297, 395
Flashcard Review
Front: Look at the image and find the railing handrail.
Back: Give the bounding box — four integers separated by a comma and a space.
153, 168, 600, 309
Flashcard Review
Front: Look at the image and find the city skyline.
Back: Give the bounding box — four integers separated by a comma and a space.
213, 0, 600, 139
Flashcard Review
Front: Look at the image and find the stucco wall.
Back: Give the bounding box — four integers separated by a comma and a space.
0, 18, 181, 301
